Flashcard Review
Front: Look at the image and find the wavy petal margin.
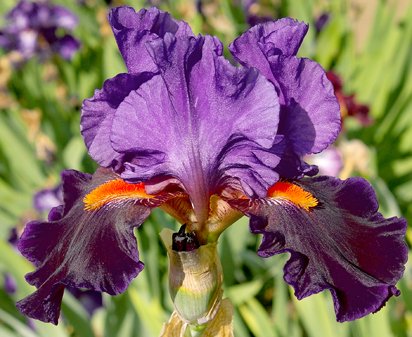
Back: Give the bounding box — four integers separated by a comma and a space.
83, 9, 281, 222
230, 176, 408, 321
17, 168, 171, 324
81, 72, 156, 168
109, 6, 193, 73
230, 20, 341, 177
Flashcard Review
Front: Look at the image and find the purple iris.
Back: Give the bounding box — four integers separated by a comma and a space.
0, 0, 80, 60
315, 12, 330, 34
240, 0, 273, 26
33, 185, 63, 213
16, 6, 407, 325
4, 273, 17, 294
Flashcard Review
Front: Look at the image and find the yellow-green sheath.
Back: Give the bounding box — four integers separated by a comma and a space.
160, 229, 223, 325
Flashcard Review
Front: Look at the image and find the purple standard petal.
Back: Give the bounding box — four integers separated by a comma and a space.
230, 20, 341, 178
109, 6, 193, 73
268, 57, 340, 153
81, 72, 156, 168
229, 18, 308, 79
109, 34, 280, 223
16, 168, 164, 324
232, 176, 407, 322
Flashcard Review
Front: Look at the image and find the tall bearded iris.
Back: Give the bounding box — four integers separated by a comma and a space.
17, 6, 407, 330
0, 0, 80, 60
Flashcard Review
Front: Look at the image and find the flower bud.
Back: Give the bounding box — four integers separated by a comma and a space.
160, 228, 223, 325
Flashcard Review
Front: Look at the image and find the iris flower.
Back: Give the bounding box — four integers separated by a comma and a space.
17, 6, 407, 327
33, 185, 63, 213
0, 0, 80, 61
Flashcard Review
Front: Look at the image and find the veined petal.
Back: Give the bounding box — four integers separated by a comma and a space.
270, 136, 319, 179
110, 34, 280, 223
16, 168, 171, 324
81, 72, 156, 168
109, 6, 193, 73
268, 57, 341, 154
230, 20, 341, 177
230, 176, 407, 322
229, 18, 308, 80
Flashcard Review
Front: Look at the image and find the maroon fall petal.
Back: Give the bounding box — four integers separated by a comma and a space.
16, 168, 163, 324
232, 176, 407, 321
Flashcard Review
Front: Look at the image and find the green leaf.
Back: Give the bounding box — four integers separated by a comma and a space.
0, 309, 38, 337
351, 308, 395, 337
226, 280, 263, 306
293, 292, 350, 337
128, 286, 168, 337
0, 112, 44, 188
61, 292, 96, 337
239, 298, 277, 337
63, 136, 87, 170
0, 325, 19, 337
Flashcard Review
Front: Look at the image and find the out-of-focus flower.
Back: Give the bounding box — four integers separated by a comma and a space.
0, 91, 14, 109
315, 12, 330, 34
339, 139, 372, 179
16, 6, 406, 332
33, 185, 63, 213
66, 287, 103, 316
8, 227, 20, 247
327, 71, 372, 126
198, 0, 273, 27
3, 273, 17, 294
305, 140, 372, 180
197, 1, 236, 36
242, 0, 273, 26
0, 0, 80, 61
305, 145, 343, 177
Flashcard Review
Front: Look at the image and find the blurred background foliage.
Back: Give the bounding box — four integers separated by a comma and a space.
0, 0, 411, 336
